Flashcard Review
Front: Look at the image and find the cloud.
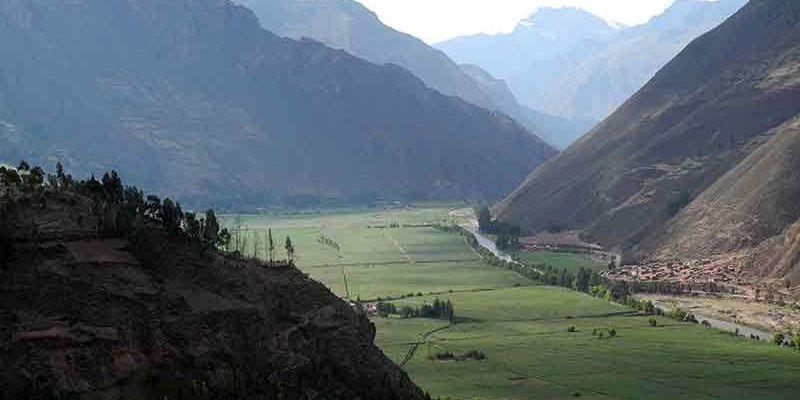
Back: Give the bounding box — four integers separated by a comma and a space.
357, 0, 678, 43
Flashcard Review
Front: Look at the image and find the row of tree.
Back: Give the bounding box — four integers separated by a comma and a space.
398, 298, 455, 322
2, 161, 300, 263
317, 235, 341, 252
477, 205, 522, 238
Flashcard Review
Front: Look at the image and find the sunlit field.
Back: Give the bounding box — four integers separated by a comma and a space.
225, 206, 800, 400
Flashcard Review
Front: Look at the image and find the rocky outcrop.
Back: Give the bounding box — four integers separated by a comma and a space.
0, 191, 425, 400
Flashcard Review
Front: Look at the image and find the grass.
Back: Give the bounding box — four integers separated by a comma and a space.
221, 205, 527, 299
225, 206, 800, 400
515, 250, 608, 273
376, 287, 800, 400
304, 261, 528, 300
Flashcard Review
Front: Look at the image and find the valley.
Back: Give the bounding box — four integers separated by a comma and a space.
224, 205, 800, 400
3, 0, 800, 398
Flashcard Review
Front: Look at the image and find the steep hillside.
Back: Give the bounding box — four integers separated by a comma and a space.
0, 0, 555, 209
495, 0, 800, 261
459, 64, 594, 149
0, 181, 426, 399
236, 0, 585, 148
235, 0, 495, 111
437, 1, 746, 122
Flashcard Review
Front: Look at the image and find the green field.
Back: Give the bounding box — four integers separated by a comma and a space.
224, 207, 800, 400
515, 250, 608, 273
376, 286, 800, 400
221, 206, 527, 299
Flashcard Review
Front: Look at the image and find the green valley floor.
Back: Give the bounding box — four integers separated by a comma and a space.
224, 206, 800, 400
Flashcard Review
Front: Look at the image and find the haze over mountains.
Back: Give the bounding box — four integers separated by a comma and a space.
438, 0, 747, 123
238, 0, 591, 149
0, 0, 555, 209
495, 0, 800, 290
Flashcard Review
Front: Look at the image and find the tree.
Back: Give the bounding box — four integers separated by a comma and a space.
23, 166, 45, 190
160, 198, 183, 235
184, 212, 202, 240
17, 160, 29, 171
268, 228, 275, 262
145, 195, 161, 219
218, 228, 232, 251
774, 333, 786, 346
284, 236, 295, 262
2, 168, 21, 187
477, 205, 492, 232
203, 209, 220, 248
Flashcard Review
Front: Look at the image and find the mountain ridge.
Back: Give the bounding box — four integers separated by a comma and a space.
237, 0, 587, 149
0, 0, 556, 209
495, 0, 800, 271
437, 0, 747, 122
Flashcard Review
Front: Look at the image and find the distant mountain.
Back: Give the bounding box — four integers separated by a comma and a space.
0, 0, 556, 209
236, 0, 586, 149
495, 0, 800, 279
437, 7, 617, 81
458, 63, 594, 149
437, 1, 747, 122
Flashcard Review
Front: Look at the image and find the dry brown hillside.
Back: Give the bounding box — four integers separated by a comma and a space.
496, 0, 800, 264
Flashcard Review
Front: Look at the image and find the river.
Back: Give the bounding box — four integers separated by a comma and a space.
457, 212, 774, 341
645, 299, 773, 341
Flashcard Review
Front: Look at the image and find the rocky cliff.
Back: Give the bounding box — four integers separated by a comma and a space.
0, 190, 425, 399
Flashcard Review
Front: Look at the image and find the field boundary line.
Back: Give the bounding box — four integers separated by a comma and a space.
381, 228, 413, 263
400, 324, 452, 366
306, 258, 481, 268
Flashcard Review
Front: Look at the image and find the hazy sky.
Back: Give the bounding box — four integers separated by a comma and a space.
358, 0, 679, 43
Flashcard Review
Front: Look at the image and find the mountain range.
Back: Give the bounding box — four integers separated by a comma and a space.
494, 0, 800, 293
237, 0, 591, 149
438, 0, 748, 123
0, 0, 555, 209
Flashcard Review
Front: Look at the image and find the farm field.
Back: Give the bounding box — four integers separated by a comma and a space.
376, 286, 800, 400
225, 206, 800, 400
220, 205, 526, 299
515, 250, 608, 273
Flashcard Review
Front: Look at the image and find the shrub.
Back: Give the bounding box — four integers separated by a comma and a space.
434, 351, 455, 360
567, 326, 577, 333
774, 333, 786, 346
648, 318, 658, 327
463, 350, 486, 360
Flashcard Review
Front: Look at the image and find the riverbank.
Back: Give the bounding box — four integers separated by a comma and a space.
636, 293, 800, 338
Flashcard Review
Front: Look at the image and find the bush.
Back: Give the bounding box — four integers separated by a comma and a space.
648, 318, 658, 327
567, 326, 577, 333
434, 351, 455, 360
464, 350, 486, 360
774, 333, 786, 346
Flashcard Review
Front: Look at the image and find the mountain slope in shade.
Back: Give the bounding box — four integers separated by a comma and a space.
458, 64, 595, 149
0, 0, 556, 209
437, 1, 747, 122
495, 0, 800, 263
236, 0, 495, 113
236, 0, 587, 148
